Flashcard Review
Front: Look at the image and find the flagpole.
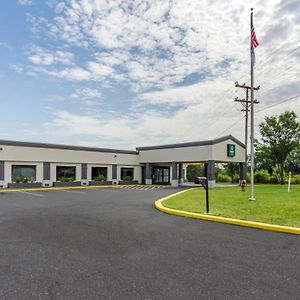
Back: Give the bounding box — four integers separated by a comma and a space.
249, 8, 255, 201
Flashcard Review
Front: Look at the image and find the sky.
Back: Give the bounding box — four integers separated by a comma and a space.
0, 0, 299, 150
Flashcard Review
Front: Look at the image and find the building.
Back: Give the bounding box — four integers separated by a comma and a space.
0, 135, 245, 189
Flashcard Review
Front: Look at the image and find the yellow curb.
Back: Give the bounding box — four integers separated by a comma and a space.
0, 184, 171, 193
154, 189, 300, 235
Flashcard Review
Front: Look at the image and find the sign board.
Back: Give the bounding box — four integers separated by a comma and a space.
227, 144, 236, 157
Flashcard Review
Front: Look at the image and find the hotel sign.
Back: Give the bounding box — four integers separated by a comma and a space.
227, 144, 236, 157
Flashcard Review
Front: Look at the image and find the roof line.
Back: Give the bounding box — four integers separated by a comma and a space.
136, 135, 246, 151
0, 139, 139, 155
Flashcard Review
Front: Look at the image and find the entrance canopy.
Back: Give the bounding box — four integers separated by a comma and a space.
137, 135, 246, 187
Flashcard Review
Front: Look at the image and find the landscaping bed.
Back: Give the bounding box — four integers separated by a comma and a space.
53, 181, 81, 187
7, 182, 43, 189
90, 181, 112, 186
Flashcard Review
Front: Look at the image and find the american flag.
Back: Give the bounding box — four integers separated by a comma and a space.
251, 21, 259, 67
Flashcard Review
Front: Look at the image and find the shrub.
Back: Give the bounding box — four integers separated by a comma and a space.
14, 177, 30, 183
254, 169, 270, 183
216, 174, 231, 183
14, 177, 22, 183
294, 174, 300, 184
93, 174, 107, 181
270, 174, 279, 184
21, 177, 29, 183
122, 176, 133, 181
58, 176, 75, 182
232, 174, 240, 183
246, 172, 251, 182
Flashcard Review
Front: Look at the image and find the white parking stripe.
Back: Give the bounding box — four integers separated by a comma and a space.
18, 191, 46, 197
60, 190, 86, 194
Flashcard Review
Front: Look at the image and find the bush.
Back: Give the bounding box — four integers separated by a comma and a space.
93, 174, 107, 181
246, 172, 251, 182
294, 174, 300, 184
21, 177, 29, 183
254, 169, 270, 183
14, 177, 30, 183
285, 174, 300, 184
232, 174, 240, 183
216, 174, 231, 183
58, 176, 75, 182
270, 174, 279, 184
122, 176, 133, 181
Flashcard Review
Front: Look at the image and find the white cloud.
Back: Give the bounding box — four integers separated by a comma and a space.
0, 42, 12, 50
27, 46, 74, 65
18, 0, 32, 5
11, 0, 300, 148
71, 87, 101, 99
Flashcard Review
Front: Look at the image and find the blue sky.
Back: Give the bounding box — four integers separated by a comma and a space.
0, 0, 300, 150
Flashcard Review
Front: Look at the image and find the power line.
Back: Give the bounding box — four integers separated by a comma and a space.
256, 93, 300, 113
217, 115, 245, 137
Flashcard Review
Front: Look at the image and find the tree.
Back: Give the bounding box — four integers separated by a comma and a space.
286, 147, 300, 174
255, 111, 300, 184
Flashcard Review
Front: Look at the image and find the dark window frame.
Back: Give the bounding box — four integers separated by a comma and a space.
12, 165, 37, 182
91, 167, 108, 181
121, 168, 134, 181
56, 166, 76, 181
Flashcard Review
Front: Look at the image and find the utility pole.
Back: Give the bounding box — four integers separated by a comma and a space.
234, 82, 260, 181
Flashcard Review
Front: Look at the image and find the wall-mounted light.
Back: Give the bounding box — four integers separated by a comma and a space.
114, 154, 117, 158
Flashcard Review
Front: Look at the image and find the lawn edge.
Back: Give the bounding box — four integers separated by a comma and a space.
154, 188, 300, 235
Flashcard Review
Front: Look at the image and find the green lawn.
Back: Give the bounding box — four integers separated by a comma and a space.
163, 185, 300, 227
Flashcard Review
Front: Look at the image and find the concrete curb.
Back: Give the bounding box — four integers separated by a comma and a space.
155, 189, 300, 235
0, 184, 171, 193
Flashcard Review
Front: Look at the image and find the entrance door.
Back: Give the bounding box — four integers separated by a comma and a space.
152, 167, 170, 184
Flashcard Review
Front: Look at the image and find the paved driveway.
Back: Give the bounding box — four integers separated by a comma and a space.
0, 187, 299, 299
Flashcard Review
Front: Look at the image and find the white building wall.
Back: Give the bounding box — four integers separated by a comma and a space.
212, 140, 245, 162
139, 138, 245, 163
138, 145, 213, 163
0, 145, 139, 165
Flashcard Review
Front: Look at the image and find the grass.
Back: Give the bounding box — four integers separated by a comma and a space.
163, 185, 300, 227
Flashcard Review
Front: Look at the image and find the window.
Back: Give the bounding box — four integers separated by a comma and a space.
56, 166, 76, 181
121, 168, 134, 181
92, 167, 107, 181
12, 165, 36, 182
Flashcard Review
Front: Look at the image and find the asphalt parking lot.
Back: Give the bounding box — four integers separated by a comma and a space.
0, 187, 299, 299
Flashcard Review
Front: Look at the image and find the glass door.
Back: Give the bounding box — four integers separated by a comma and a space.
153, 167, 170, 184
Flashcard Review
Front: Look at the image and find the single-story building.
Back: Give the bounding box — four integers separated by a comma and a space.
0, 135, 245, 189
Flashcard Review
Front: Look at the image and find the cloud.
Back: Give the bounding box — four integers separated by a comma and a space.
0, 42, 12, 50
18, 0, 33, 5
10, 0, 300, 148
71, 87, 101, 99
27, 46, 74, 65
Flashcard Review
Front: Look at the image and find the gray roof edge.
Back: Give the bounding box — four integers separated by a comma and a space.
136, 135, 246, 151
0, 140, 139, 155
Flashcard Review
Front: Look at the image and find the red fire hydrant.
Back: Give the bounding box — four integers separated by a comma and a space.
241, 180, 246, 192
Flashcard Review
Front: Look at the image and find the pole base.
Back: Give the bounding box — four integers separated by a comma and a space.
249, 197, 256, 201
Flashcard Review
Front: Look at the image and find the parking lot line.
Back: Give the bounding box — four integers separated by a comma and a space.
59, 190, 86, 194
18, 191, 46, 197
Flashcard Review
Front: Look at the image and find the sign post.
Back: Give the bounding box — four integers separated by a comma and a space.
194, 177, 209, 213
